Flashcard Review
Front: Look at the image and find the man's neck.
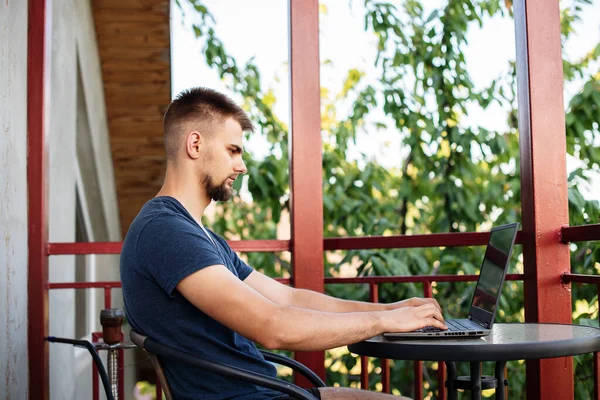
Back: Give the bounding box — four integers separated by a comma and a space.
157, 165, 210, 224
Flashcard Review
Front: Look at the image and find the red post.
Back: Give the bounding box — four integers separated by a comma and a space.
514, 0, 573, 397
412, 361, 422, 399
367, 284, 390, 393
289, 0, 325, 384
412, 283, 434, 399
361, 283, 379, 389
28, 0, 50, 398
595, 352, 600, 400
360, 356, 369, 390
596, 284, 600, 400
437, 362, 446, 400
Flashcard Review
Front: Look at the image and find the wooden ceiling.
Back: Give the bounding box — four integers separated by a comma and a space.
92, 0, 171, 237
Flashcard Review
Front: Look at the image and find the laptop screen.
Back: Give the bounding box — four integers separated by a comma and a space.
470, 223, 519, 326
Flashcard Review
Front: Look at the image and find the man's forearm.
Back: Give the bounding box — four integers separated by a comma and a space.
262, 305, 387, 351
290, 288, 392, 313
262, 299, 446, 351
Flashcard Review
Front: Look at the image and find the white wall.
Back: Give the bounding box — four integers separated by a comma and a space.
74, 0, 121, 243
72, 0, 126, 397
0, 1, 29, 399
48, 0, 78, 398
47, 0, 125, 398
1, 0, 124, 398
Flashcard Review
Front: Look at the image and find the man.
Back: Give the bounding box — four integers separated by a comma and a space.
120, 87, 447, 400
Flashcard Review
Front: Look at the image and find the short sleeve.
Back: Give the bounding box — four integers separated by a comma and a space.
212, 234, 254, 280
135, 216, 225, 296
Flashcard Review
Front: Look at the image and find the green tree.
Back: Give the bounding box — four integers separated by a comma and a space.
178, 0, 600, 397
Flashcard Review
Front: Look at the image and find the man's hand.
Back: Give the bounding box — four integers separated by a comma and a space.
383, 303, 448, 333
388, 297, 442, 313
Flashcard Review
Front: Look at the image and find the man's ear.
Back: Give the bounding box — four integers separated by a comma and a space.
186, 131, 202, 159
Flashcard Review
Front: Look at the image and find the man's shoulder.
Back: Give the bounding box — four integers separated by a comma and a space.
123, 198, 197, 252
135, 198, 194, 231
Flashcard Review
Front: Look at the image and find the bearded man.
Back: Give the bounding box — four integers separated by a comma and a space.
120, 87, 446, 400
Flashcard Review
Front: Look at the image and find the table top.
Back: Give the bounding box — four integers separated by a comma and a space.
348, 323, 600, 362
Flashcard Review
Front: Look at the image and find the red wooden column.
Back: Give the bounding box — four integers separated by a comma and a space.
514, 0, 573, 398
27, 0, 50, 398
289, 0, 325, 383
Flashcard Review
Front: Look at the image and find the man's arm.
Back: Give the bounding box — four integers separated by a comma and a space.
177, 265, 446, 352
244, 270, 441, 313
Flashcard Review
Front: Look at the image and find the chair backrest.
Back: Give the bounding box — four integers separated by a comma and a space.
130, 330, 175, 400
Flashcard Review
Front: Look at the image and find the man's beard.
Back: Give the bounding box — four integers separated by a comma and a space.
203, 174, 233, 202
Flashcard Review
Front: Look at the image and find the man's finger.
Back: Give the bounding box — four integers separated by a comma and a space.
428, 317, 448, 330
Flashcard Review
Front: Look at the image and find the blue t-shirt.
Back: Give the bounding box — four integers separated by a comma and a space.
120, 196, 281, 400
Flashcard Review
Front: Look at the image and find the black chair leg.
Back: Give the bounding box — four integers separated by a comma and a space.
46, 336, 115, 400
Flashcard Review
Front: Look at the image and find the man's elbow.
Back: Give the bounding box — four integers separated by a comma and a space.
256, 334, 280, 351
253, 307, 295, 350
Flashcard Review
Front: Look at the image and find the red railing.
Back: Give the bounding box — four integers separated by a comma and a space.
46, 223, 600, 398
49, 272, 526, 399
49, 246, 524, 400
561, 223, 600, 399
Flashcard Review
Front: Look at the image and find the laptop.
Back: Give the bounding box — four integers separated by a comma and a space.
383, 222, 519, 339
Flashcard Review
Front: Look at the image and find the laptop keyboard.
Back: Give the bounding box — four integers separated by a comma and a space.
415, 319, 473, 333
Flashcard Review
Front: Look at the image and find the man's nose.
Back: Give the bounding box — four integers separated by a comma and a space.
235, 158, 247, 174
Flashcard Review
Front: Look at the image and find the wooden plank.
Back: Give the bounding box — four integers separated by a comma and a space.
92, 0, 171, 236
110, 127, 163, 137
103, 82, 170, 96
94, 9, 169, 22
99, 47, 170, 62
112, 146, 165, 158
96, 34, 170, 48
102, 69, 170, 83
107, 104, 167, 119
117, 173, 164, 182
92, 0, 168, 11
115, 154, 165, 164
110, 114, 164, 125
95, 21, 170, 37
101, 59, 170, 72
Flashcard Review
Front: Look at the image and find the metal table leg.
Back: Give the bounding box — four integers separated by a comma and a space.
470, 362, 482, 400
494, 361, 507, 399
445, 361, 458, 400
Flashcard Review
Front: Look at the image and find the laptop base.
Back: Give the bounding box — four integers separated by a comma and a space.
383, 318, 490, 339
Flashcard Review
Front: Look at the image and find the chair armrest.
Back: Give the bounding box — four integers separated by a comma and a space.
260, 350, 326, 388
143, 337, 319, 400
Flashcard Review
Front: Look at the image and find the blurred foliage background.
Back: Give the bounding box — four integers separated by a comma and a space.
174, 0, 600, 397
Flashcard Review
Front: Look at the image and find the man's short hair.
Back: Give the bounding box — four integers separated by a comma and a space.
163, 87, 254, 161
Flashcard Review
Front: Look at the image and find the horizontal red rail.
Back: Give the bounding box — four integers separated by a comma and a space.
560, 224, 600, 244
48, 231, 527, 255
561, 273, 600, 285
325, 231, 523, 250
47, 224, 600, 257
324, 274, 524, 284
48, 282, 122, 289
47, 240, 292, 254
48, 274, 525, 290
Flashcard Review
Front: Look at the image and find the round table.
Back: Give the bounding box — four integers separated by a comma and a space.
348, 323, 600, 400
